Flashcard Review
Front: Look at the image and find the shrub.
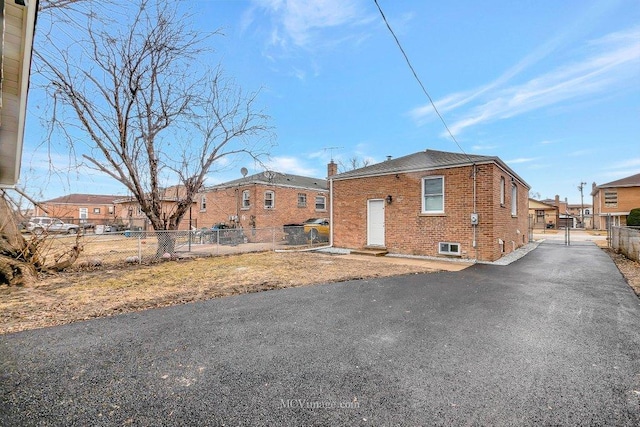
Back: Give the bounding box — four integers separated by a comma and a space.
627, 208, 640, 226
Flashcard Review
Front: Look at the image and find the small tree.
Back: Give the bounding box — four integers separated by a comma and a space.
627, 208, 640, 226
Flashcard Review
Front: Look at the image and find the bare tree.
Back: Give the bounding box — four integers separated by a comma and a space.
35, 1, 273, 250
338, 156, 371, 173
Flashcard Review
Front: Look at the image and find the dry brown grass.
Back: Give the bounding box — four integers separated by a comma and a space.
0, 251, 446, 334
605, 249, 640, 296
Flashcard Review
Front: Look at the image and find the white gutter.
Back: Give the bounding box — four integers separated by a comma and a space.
13, 0, 37, 187
329, 176, 334, 247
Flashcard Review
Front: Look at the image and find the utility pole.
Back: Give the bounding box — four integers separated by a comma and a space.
578, 182, 586, 228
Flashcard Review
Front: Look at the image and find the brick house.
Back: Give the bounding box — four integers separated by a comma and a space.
528, 199, 558, 229
113, 186, 196, 231
330, 149, 530, 262
567, 203, 592, 229
34, 194, 122, 226
591, 172, 640, 229
198, 171, 329, 232
539, 195, 577, 229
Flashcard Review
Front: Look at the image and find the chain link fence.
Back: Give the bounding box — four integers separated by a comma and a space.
32, 226, 329, 270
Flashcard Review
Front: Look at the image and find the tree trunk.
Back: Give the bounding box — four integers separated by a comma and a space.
0, 196, 37, 286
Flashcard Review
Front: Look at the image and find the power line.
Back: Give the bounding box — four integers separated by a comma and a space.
373, 0, 472, 162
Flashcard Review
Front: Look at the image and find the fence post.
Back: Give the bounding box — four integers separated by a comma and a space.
138, 235, 142, 264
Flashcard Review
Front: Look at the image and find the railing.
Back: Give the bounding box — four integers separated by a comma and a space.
26, 226, 328, 270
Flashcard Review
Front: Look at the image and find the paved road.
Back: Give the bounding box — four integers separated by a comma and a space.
2, 241, 639, 426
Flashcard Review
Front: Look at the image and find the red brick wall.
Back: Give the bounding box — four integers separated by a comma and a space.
332, 163, 529, 262
197, 184, 329, 230
34, 202, 122, 225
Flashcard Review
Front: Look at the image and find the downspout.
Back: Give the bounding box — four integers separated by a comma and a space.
329, 177, 334, 247
473, 163, 478, 261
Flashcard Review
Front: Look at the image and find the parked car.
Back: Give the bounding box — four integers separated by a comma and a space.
303, 218, 330, 242
26, 216, 80, 235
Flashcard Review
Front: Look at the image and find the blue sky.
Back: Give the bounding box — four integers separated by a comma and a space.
21, 0, 640, 204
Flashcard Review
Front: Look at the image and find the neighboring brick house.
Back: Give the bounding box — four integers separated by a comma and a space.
330, 149, 530, 262
113, 186, 196, 231
540, 195, 576, 228
567, 203, 592, 229
528, 199, 558, 229
198, 171, 329, 231
33, 194, 122, 226
591, 172, 640, 229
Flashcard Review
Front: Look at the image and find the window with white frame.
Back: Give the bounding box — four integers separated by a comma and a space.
439, 242, 461, 255
500, 176, 505, 205
264, 191, 275, 209
200, 196, 207, 211
108, 206, 114, 214
511, 184, 517, 216
422, 176, 444, 213
242, 190, 250, 209
315, 195, 326, 211
298, 193, 307, 207
92, 207, 100, 214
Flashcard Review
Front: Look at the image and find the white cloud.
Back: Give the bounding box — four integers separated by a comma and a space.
250, 0, 372, 50
471, 144, 498, 151
611, 157, 640, 169
410, 26, 640, 137
264, 155, 319, 176
506, 157, 538, 164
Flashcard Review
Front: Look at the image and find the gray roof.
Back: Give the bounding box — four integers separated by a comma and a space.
42, 194, 121, 204
593, 172, 640, 193
332, 149, 529, 187
206, 171, 328, 191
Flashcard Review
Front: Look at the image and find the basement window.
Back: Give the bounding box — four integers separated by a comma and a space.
439, 242, 461, 256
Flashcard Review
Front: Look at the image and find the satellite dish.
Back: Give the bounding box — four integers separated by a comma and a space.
240, 167, 248, 177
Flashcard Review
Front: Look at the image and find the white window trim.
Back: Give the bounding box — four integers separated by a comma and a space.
511, 184, 518, 216
200, 195, 207, 211
298, 193, 307, 208
264, 190, 275, 209
242, 190, 251, 209
439, 242, 461, 256
315, 195, 327, 211
500, 176, 505, 206
422, 176, 445, 214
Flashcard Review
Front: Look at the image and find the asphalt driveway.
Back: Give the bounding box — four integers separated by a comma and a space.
2, 241, 639, 426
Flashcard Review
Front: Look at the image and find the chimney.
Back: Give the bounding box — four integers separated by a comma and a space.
554, 195, 560, 207
327, 161, 338, 177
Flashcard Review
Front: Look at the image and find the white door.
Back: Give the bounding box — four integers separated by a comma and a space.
367, 199, 385, 247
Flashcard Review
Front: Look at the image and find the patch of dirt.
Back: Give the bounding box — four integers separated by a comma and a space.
605, 248, 640, 296
0, 252, 445, 335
